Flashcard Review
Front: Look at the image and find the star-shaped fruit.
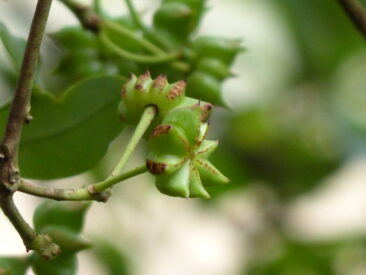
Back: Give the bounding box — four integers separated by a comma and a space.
146, 104, 229, 198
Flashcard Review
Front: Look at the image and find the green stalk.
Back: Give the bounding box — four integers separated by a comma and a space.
105, 106, 156, 180
124, 0, 149, 33
19, 165, 147, 202
100, 32, 179, 63
103, 20, 165, 55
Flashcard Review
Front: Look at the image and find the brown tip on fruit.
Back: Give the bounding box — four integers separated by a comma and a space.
151, 124, 172, 137
152, 74, 168, 90
200, 103, 213, 121
166, 80, 185, 100
121, 87, 127, 97
146, 159, 167, 175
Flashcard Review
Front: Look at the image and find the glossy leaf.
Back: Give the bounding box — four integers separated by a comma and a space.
0, 75, 126, 179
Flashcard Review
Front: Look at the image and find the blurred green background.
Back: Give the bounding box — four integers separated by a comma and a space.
1, 0, 366, 274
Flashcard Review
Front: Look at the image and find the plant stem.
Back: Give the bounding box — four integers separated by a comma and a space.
0, 195, 60, 259
19, 165, 147, 202
0, 195, 36, 248
0, 0, 58, 259
106, 106, 156, 179
100, 32, 179, 63
338, 0, 366, 39
103, 20, 165, 55
124, 0, 149, 33
1, 0, 52, 182
59, 0, 101, 32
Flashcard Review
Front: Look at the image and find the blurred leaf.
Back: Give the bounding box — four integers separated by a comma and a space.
93, 240, 130, 275
40, 226, 92, 252
0, 22, 26, 71
206, 144, 248, 198
227, 90, 343, 197
33, 201, 90, 234
247, 240, 334, 275
0, 75, 126, 179
31, 201, 91, 275
333, 57, 366, 136
0, 61, 17, 105
273, 0, 364, 80
50, 27, 107, 92
0, 257, 29, 275
32, 252, 77, 275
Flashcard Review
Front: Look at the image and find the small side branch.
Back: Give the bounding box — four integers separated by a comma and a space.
19, 165, 148, 202
338, 0, 366, 39
0, 195, 60, 260
59, 0, 101, 32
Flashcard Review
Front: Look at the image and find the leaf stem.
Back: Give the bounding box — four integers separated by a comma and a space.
105, 106, 156, 180
19, 165, 147, 202
103, 20, 165, 55
99, 32, 179, 64
338, 0, 366, 39
59, 0, 101, 32
124, 0, 149, 33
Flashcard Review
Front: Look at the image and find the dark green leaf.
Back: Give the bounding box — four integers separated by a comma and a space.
0, 75, 126, 179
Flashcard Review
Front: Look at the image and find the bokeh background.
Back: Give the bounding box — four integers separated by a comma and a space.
1, 0, 366, 274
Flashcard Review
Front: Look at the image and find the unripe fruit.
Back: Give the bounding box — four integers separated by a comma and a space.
146, 105, 229, 198
186, 71, 226, 106
196, 57, 233, 80
192, 36, 244, 65
119, 71, 186, 124
153, 2, 193, 41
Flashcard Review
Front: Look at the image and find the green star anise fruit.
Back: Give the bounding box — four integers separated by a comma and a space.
146, 104, 229, 198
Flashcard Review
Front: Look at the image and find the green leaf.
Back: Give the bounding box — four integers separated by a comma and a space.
0, 22, 26, 71
40, 226, 92, 252
33, 201, 90, 234
31, 201, 91, 275
0, 257, 30, 275
32, 252, 77, 275
93, 240, 131, 275
0, 75, 126, 179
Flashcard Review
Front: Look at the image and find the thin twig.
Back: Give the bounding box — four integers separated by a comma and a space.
0, 0, 60, 259
19, 165, 148, 201
338, 0, 366, 39
124, 0, 149, 33
0, 196, 60, 260
100, 32, 179, 63
59, 0, 101, 32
